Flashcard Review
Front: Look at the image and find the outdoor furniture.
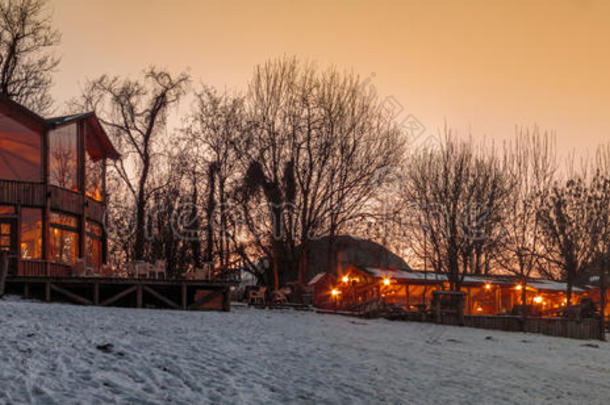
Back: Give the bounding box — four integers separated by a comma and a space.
248, 287, 267, 305
100, 264, 114, 277
71, 259, 86, 277
133, 261, 151, 279
182, 265, 212, 280
272, 289, 288, 305
150, 260, 167, 279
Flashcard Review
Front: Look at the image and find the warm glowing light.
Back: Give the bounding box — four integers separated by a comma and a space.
331, 289, 341, 297
341, 275, 349, 283
352, 277, 359, 283
383, 277, 391, 286
515, 284, 522, 291
476, 307, 483, 312
484, 283, 492, 290
533, 296, 543, 304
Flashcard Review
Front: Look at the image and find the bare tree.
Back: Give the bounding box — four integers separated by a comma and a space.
183, 87, 246, 271
74, 67, 189, 261
237, 57, 403, 289
497, 127, 556, 310
538, 175, 598, 306
590, 146, 610, 340
0, 0, 60, 114
404, 131, 511, 291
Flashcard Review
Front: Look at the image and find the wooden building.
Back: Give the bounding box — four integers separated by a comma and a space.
0, 96, 119, 276
311, 265, 588, 317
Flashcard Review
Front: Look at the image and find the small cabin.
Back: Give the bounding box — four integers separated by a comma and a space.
0, 97, 119, 276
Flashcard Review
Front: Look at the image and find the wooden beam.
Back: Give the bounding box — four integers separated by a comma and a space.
188, 289, 223, 310
222, 288, 230, 312
136, 285, 143, 308
181, 283, 187, 310
0, 252, 8, 297
50, 284, 92, 305
143, 286, 179, 309
23, 282, 29, 298
100, 285, 137, 307
45, 281, 51, 302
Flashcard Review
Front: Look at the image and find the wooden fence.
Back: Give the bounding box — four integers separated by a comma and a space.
438, 313, 601, 340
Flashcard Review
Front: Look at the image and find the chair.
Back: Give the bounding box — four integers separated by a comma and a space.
150, 260, 166, 279
71, 258, 86, 277
248, 287, 267, 305
133, 261, 151, 279
100, 264, 114, 278
182, 264, 212, 280
272, 290, 288, 305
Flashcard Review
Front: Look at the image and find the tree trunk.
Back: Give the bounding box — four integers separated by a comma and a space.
600, 257, 607, 341
205, 162, 217, 264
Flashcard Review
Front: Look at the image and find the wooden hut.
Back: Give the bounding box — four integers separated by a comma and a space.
313, 266, 588, 316
0, 96, 119, 276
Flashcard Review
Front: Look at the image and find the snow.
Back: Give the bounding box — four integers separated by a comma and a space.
1, 297, 609, 404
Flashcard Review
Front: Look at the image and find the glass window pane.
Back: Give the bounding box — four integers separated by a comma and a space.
49, 123, 78, 191
50, 212, 79, 229
20, 208, 42, 259
50, 228, 78, 265
86, 221, 103, 237
86, 235, 102, 269
0, 205, 15, 215
85, 128, 103, 201
0, 112, 42, 182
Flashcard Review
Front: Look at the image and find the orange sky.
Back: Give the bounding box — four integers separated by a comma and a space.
51, 0, 609, 155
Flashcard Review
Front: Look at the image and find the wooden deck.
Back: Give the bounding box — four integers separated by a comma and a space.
4, 276, 237, 311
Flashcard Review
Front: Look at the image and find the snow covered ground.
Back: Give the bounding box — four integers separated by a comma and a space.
0, 297, 609, 404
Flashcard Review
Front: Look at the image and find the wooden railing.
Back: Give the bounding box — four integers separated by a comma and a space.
0, 179, 45, 206
16, 259, 72, 277
0, 180, 105, 223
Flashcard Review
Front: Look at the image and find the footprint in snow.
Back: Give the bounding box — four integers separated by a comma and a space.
96, 343, 114, 353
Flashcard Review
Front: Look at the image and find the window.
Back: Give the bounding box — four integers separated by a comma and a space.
49, 123, 78, 191
0, 112, 42, 182
86, 221, 103, 269
0, 205, 15, 216
49, 212, 79, 264
21, 208, 42, 259
85, 128, 103, 201
86, 157, 102, 201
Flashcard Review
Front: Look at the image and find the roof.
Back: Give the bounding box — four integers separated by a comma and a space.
0, 96, 119, 160
46, 112, 94, 126
47, 112, 120, 160
308, 272, 330, 286
361, 267, 585, 293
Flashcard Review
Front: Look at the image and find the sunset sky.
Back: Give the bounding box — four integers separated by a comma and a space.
51, 0, 609, 155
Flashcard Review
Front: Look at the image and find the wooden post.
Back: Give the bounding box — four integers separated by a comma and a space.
93, 282, 100, 305
45, 282, 51, 302
222, 287, 230, 311
181, 283, 187, 310
136, 285, 143, 308
0, 251, 8, 297
23, 282, 29, 299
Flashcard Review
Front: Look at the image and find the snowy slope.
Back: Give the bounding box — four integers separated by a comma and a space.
0, 297, 608, 404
